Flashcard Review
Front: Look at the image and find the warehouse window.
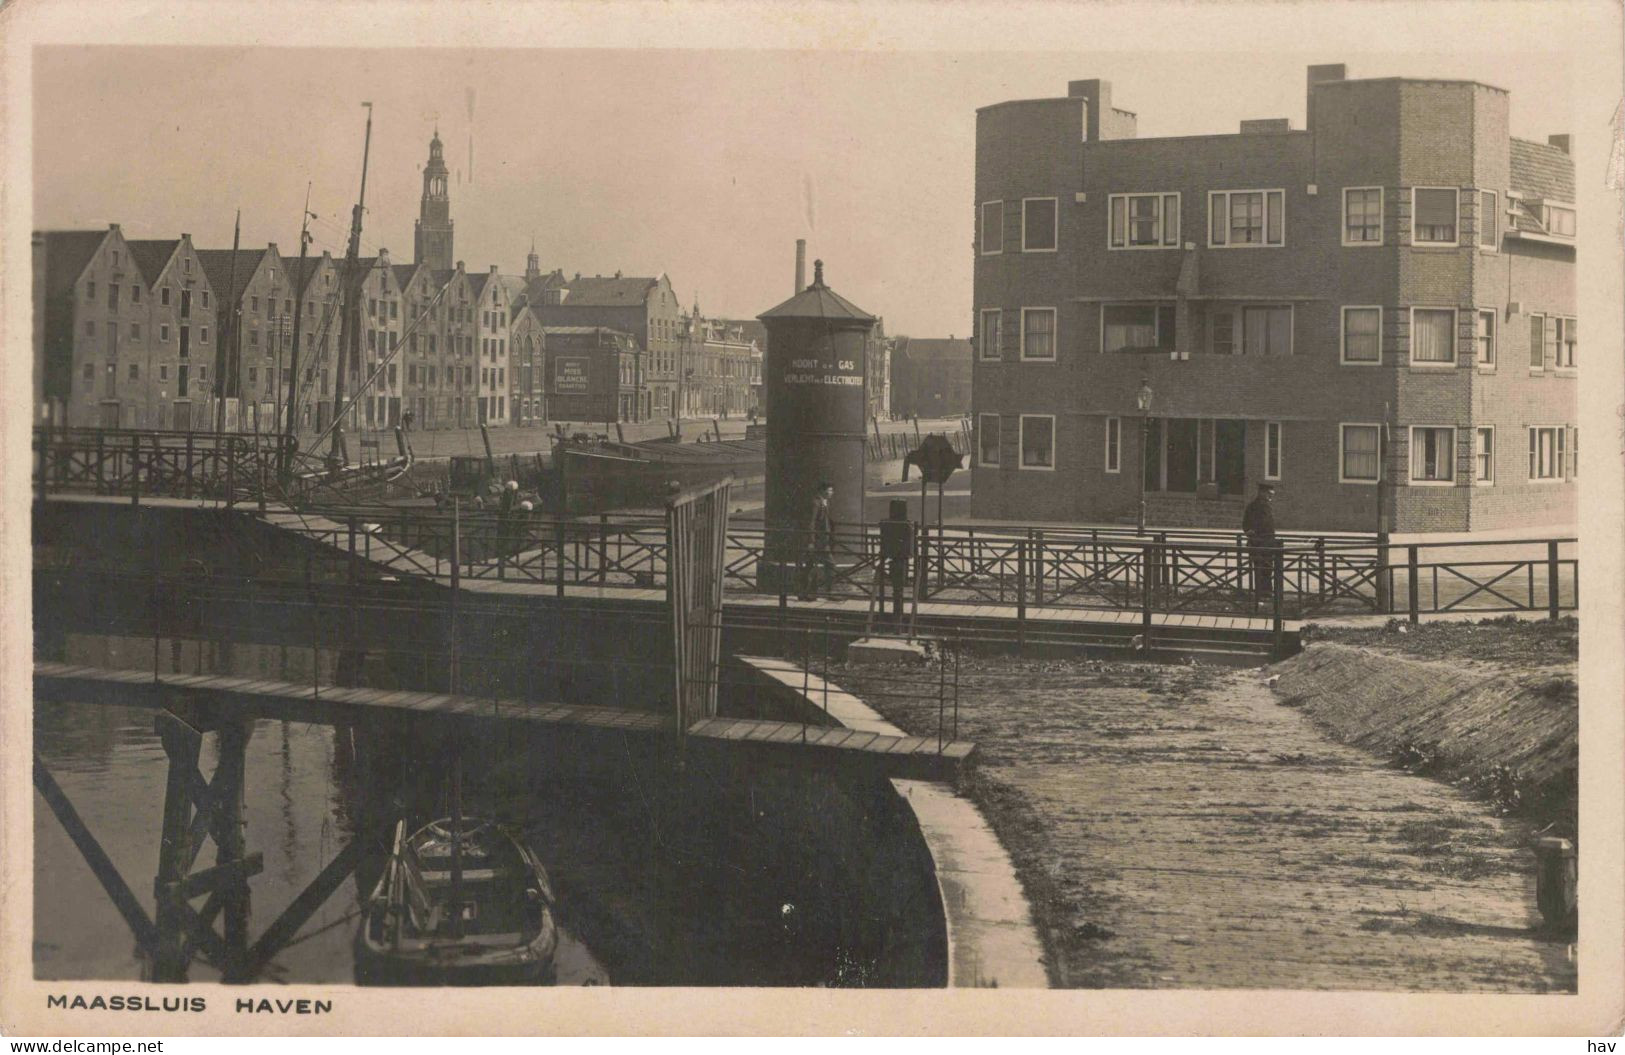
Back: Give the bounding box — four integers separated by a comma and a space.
1342, 187, 1383, 245
1208, 189, 1284, 247
1475, 427, 1494, 484
1019, 415, 1054, 470
1340, 424, 1381, 483
1412, 187, 1459, 245
1409, 426, 1456, 483
1020, 308, 1057, 361
1410, 308, 1456, 365
1340, 307, 1381, 364
980, 201, 1003, 255
1109, 193, 1181, 248
1022, 198, 1058, 252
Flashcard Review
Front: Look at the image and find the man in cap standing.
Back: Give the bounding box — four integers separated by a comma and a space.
1242, 481, 1279, 602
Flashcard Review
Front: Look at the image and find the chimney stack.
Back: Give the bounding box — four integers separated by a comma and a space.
795, 239, 806, 294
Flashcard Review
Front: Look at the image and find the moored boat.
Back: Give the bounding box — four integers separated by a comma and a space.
356, 817, 559, 985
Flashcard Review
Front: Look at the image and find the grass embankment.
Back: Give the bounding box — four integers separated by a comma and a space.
1280, 616, 1578, 837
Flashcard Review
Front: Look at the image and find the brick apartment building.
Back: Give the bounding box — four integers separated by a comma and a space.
971, 65, 1577, 533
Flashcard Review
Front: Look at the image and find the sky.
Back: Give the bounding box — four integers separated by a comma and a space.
33, 45, 1577, 337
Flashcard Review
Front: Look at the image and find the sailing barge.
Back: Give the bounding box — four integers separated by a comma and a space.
357, 818, 560, 985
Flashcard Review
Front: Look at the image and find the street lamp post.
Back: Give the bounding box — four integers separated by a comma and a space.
1135, 377, 1153, 535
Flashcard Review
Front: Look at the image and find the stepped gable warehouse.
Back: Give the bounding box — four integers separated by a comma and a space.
971, 64, 1576, 532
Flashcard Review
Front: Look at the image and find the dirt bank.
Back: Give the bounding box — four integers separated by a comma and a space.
831, 656, 1573, 991
1272, 634, 1577, 836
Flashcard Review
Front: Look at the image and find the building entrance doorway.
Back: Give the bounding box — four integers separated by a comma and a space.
1143, 417, 1248, 494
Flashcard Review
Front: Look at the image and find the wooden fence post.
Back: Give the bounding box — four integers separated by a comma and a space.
1016, 540, 1027, 655
1407, 544, 1420, 624
1547, 540, 1561, 620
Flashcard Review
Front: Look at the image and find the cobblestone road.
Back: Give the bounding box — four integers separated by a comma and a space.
843, 659, 1576, 991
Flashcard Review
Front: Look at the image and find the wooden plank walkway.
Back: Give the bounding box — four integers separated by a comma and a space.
33, 662, 973, 781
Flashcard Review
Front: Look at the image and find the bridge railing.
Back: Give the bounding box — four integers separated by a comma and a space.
290, 511, 1576, 624
33, 426, 295, 506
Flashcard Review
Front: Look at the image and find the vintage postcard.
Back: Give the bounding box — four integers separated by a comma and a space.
2, 0, 1622, 1038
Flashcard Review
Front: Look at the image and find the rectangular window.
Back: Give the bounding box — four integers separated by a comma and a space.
1019, 415, 1055, 470
249, 329, 258, 347
977, 414, 1002, 466
1020, 308, 1057, 361
162, 287, 171, 306
250, 295, 258, 312
1542, 204, 1576, 238
980, 201, 1003, 255
1530, 315, 1546, 368
1544, 314, 1559, 366
1409, 426, 1456, 483
1340, 307, 1381, 364
1479, 190, 1498, 249
131, 323, 141, 340
86, 281, 95, 300
1105, 417, 1121, 473
200, 327, 209, 344
132, 285, 141, 304
107, 284, 119, 310
1556, 317, 1576, 368
198, 365, 207, 381
200, 290, 208, 308
1241, 305, 1292, 357
1340, 424, 1381, 483
128, 363, 139, 381
1476, 310, 1495, 365
1475, 427, 1494, 484
1208, 189, 1284, 247
1343, 187, 1383, 244
1529, 426, 1565, 480
1265, 421, 1282, 480
160, 324, 171, 342
1410, 308, 1456, 365
1103, 304, 1158, 353
1109, 193, 1181, 248
83, 363, 94, 381
159, 365, 168, 381
1412, 187, 1459, 245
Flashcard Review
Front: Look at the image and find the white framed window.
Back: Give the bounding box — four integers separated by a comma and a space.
1409, 426, 1456, 484
1409, 307, 1457, 366
1555, 317, 1576, 368
1411, 187, 1460, 246
1529, 426, 1566, 481
1265, 421, 1282, 480
1019, 414, 1055, 470
1479, 190, 1498, 250
1476, 309, 1496, 366
1342, 187, 1383, 245
1475, 426, 1494, 484
1339, 423, 1382, 484
980, 201, 1004, 255
979, 308, 1003, 361
1022, 198, 1058, 252
1340, 306, 1381, 365
1529, 314, 1547, 369
1102, 303, 1172, 354
1109, 193, 1181, 249
978, 413, 1001, 466
1208, 189, 1284, 247
1541, 202, 1576, 238
1105, 417, 1121, 473
1020, 307, 1057, 361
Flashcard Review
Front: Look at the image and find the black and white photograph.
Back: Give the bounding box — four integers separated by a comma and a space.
2, 0, 1622, 1038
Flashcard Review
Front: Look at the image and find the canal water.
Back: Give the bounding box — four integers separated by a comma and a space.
34, 630, 946, 987
33, 649, 609, 985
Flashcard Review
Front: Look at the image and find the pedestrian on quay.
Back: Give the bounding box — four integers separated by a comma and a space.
799, 481, 836, 601
1242, 481, 1279, 602
878, 498, 914, 627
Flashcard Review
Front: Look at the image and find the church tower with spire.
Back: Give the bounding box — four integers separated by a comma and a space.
524, 238, 540, 282
413, 130, 454, 269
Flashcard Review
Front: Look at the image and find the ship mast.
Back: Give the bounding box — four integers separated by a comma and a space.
330, 102, 373, 469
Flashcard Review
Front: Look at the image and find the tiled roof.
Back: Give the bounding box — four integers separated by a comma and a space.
125, 239, 179, 286
39, 229, 111, 302
1510, 138, 1575, 202
196, 248, 273, 306
559, 275, 657, 306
